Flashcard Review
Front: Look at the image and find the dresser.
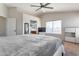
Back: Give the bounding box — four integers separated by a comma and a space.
64, 27, 79, 43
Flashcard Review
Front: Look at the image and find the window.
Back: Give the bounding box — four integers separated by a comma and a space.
46, 21, 53, 33
46, 20, 62, 34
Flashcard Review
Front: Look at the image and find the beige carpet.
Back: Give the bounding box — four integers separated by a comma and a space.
64, 42, 79, 56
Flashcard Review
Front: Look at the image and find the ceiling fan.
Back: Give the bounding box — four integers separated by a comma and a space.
31, 3, 53, 11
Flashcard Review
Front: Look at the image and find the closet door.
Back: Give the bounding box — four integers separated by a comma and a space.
76, 28, 79, 43
6, 18, 16, 36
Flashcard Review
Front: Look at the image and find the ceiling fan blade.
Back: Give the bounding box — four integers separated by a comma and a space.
44, 3, 50, 6
36, 7, 42, 11
31, 5, 41, 7
44, 7, 53, 9
40, 3, 43, 6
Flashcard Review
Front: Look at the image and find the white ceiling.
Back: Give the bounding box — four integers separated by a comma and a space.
5, 3, 79, 16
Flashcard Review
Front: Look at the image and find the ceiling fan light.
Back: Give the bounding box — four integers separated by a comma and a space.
41, 8, 46, 13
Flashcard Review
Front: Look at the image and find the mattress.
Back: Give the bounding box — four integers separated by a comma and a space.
0, 34, 63, 56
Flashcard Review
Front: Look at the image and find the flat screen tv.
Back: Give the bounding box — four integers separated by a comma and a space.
38, 27, 46, 32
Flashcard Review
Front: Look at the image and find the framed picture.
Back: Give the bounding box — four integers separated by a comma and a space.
30, 20, 37, 30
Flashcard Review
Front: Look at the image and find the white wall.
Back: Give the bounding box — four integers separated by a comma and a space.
0, 17, 6, 36
7, 7, 23, 35
7, 7, 41, 35
40, 12, 79, 28
40, 12, 79, 39
0, 4, 7, 17
23, 14, 41, 34
8, 7, 17, 18
0, 4, 7, 36
16, 11, 23, 35
23, 14, 41, 27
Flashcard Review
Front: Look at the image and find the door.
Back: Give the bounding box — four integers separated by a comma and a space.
6, 18, 16, 36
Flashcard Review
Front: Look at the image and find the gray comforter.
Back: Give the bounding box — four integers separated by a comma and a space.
0, 34, 62, 56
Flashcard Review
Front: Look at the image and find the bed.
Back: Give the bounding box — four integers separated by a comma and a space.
0, 34, 65, 56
